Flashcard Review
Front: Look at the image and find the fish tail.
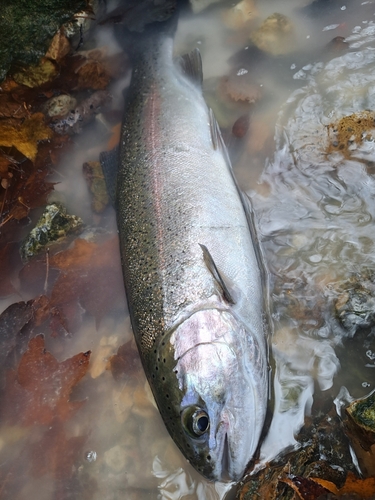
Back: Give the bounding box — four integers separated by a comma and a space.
111, 0, 182, 59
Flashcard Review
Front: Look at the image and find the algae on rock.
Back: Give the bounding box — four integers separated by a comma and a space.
20, 203, 83, 262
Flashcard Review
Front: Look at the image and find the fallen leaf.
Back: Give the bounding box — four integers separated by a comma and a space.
29, 420, 87, 480
280, 474, 331, 500
108, 340, 141, 381
313, 473, 375, 498
12, 58, 58, 88
0, 93, 29, 119
45, 29, 71, 61
0, 241, 19, 297
48, 236, 125, 326
76, 60, 111, 90
0, 113, 53, 160
2, 334, 91, 425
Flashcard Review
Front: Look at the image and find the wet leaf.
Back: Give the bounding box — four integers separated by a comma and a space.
45, 29, 71, 61
108, 341, 141, 381
49, 236, 125, 325
76, 60, 111, 90
280, 474, 332, 499
0, 113, 53, 161
29, 420, 87, 480
0, 242, 19, 297
12, 58, 58, 88
2, 334, 91, 426
312, 473, 375, 498
0, 93, 29, 119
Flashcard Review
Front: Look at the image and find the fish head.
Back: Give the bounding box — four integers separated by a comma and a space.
155, 308, 268, 482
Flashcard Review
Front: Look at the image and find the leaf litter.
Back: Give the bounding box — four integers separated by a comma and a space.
0, 5, 127, 497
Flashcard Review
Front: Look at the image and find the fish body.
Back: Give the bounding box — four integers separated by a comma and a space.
106, 20, 268, 482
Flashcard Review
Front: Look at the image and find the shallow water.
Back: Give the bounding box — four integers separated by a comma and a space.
1, 0, 375, 498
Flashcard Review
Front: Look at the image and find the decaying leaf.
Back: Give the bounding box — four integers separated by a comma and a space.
49, 236, 125, 325
12, 58, 58, 88
0, 242, 19, 297
279, 474, 332, 500
235, 403, 357, 500
29, 420, 87, 480
108, 340, 141, 381
314, 472, 375, 498
0, 113, 53, 161
45, 28, 71, 61
2, 334, 91, 426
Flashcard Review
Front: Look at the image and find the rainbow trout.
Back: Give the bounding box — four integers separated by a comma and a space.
101, 13, 268, 482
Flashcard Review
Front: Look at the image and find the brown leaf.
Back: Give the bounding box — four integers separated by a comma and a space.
76, 60, 111, 90
49, 237, 124, 324
0, 242, 19, 297
12, 58, 59, 88
45, 29, 71, 61
280, 474, 332, 500
313, 473, 375, 498
0, 94, 29, 119
2, 335, 91, 426
29, 420, 87, 480
0, 113, 53, 161
108, 341, 141, 381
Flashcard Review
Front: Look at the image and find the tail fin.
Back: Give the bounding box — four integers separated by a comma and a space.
100, 0, 180, 56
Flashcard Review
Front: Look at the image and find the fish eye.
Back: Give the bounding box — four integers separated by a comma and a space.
181, 406, 210, 438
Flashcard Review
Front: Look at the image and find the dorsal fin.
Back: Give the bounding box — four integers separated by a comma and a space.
177, 48, 203, 86
199, 244, 235, 304
208, 108, 232, 168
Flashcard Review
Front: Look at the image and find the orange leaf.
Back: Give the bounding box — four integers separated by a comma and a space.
0, 113, 53, 160
107, 122, 121, 150
2, 335, 91, 426
280, 474, 331, 500
49, 236, 124, 325
341, 473, 375, 497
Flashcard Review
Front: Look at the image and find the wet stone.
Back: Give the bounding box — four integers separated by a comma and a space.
334, 272, 375, 334
20, 202, 83, 262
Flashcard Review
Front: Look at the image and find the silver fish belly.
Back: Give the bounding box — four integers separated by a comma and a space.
112, 33, 268, 481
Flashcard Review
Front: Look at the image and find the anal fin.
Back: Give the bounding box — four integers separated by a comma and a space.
99, 146, 119, 205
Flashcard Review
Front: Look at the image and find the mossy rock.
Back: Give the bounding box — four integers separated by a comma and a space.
0, 0, 87, 82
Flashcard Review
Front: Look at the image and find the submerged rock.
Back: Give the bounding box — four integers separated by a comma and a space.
250, 13, 295, 56
20, 202, 83, 262
335, 272, 375, 334
345, 391, 375, 477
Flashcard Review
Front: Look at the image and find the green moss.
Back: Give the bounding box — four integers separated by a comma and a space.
348, 392, 375, 432
0, 0, 87, 82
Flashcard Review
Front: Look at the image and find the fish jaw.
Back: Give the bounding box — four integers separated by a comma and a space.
168, 308, 268, 481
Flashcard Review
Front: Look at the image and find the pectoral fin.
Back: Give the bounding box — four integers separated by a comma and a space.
199, 243, 235, 304
99, 146, 119, 205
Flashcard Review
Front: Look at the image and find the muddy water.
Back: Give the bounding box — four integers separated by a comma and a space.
1, 0, 375, 499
